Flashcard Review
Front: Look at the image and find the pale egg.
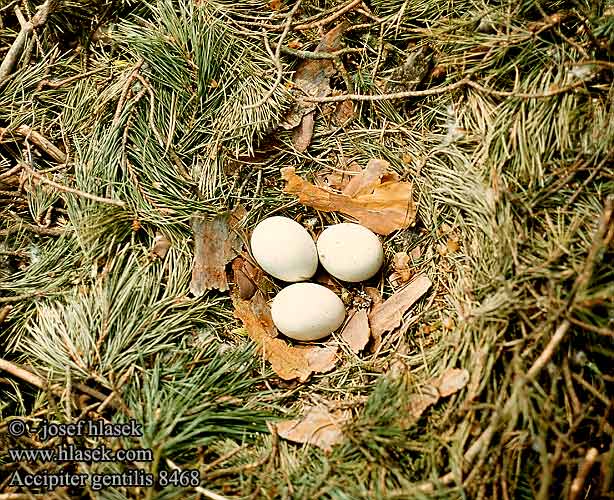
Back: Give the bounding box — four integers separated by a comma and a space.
271, 283, 346, 341
317, 223, 384, 282
250, 216, 318, 282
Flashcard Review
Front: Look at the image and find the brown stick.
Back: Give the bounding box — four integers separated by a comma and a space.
22, 163, 126, 207
303, 71, 596, 103
294, 0, 361, 30
0, 357, 115, 407
0, 1, 52, 85
15, 124, 66, 163
568, 448, 599, 500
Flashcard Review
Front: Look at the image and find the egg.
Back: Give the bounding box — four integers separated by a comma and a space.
250, 216, 318, 282
271, 283, 346, 341
317, 223, 384, 282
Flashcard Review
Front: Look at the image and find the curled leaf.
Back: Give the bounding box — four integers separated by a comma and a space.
281, 166, 416, 236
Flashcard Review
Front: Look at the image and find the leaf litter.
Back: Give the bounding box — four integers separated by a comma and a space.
281, 163, 416, 236
276, 405, 350, 452
231, 260, 337, 382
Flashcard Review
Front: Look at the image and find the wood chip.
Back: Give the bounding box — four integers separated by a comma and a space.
232, 290, 338, 382
369, 274, 432, 346
341, 309, 370, 353
281, 166, 416, 236
189, 207, 245, 295
276, 405, 349, 452
434, 368, 470, 397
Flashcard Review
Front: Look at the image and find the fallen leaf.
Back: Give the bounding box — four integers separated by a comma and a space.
268, 0, 281, 10
276, 405, 349, 452
343, 159, 389, 197
433, 368, 469, 397
400, 368, 468, 427
190, 208, 244, 295
292, 111, 315, 152
368, 274, 432, 346
341, 309, 370, 353
232, 290, 338, 382
281, 166, 416, 236
404, 385, 440, 422
231, 257, 262, 300
317, 159, 361, 191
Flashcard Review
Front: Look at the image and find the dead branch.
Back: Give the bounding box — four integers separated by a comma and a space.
0, 125, 67, 163
22, 163, 127, 207
0, 1, 53, 85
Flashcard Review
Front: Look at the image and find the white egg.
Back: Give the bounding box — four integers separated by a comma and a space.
250, 216, 318, 282
317, 223, 384, 282
271, 283, 346, 341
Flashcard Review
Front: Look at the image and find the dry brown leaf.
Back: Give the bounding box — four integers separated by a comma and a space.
369, 274, 432, 346
232, 291, 338, 382
404, 385, 440, 423
190, 209, 244, 295
281, 167, 416, 236
343, 159, 389, 197
341, 309, 370, 353
268, 0, 281, 10
333, 100, 355, 126
276, 405, 349, 452
434, 368, 469, 397
318, 160, 362, 191
400, 368, 468, 428
231, 257, 263, 300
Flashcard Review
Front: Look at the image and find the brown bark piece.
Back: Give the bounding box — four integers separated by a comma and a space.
341, 309, 370, 353
281, 167, 416, 236
368, 274, 432, 346
190, 210, 243, 295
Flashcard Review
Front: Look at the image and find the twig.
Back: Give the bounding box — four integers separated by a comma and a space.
280, 46, 363, 60
201, 445, 248, 473
303, 72, 597, 103
245, 0, 302, 110
36, 67, 107, 91
567, 316, 614, 337
0, 164, 22, 180
0, 223, 65, 237
0, 357, 115, 407
0, 1, 52, 85
294, 0, 361, 30
568, 448, 599, 500
22, 163, 126, 207
304, 78, 470, 102
0, 125, 67, 163
112, 59, 145, 126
